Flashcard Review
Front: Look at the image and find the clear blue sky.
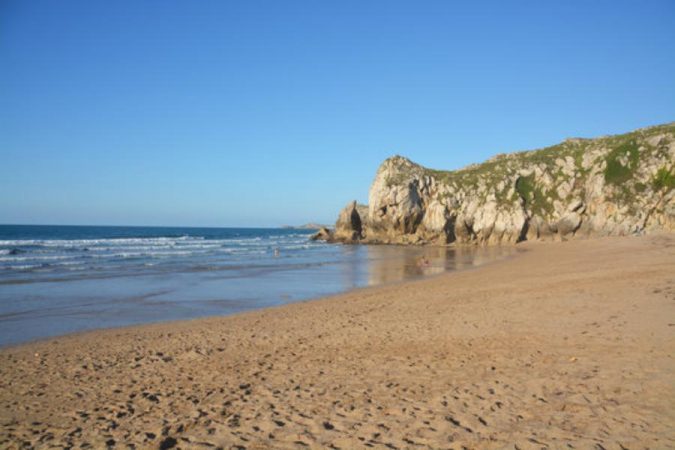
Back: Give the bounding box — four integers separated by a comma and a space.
2, 0, 674, 227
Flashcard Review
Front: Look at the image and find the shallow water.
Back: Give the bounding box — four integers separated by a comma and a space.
0, 225, 514, 346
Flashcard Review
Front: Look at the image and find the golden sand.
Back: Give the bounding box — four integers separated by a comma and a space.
1, 234, 674, 449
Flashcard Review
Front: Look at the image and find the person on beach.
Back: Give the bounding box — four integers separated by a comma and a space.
417, 256, 430, 267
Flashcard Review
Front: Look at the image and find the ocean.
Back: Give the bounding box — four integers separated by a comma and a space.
0, 225, 514, 347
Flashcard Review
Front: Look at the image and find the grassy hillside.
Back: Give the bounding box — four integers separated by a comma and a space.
423, 122, 674, 213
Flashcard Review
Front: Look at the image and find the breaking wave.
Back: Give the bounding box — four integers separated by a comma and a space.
0, 228, 325, 282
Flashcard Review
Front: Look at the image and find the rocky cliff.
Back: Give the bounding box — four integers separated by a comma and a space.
320, 122, 675, 245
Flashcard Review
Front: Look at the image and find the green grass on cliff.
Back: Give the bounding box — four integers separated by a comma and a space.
604, 139, 640, 185
427, 138, 588, 210
653, 166, 675, 191
417, 122, 674, 214
515, 174, 554, 216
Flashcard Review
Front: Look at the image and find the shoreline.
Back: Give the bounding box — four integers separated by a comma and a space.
0, 243, 519, 350
0, 244, 523, 352
1, 234, 674, 448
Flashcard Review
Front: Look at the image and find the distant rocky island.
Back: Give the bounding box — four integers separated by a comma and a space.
314, 122, 674, 245
282, 223, 328, 230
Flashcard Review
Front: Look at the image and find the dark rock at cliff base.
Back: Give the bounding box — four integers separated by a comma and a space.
310, 227, 333, 242
334, 200, 365, 242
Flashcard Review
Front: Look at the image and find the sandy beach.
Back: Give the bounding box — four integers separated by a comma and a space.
1, 235, 674, 449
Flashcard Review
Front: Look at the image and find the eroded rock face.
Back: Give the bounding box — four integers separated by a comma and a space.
419, 200, 453, 243
328, 122, 675, 245
333, 201, 364, 242
368, 156, 427, 237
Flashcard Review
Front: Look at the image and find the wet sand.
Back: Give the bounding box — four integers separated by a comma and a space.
1, 234, 674, 449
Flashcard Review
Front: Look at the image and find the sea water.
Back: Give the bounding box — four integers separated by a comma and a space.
0, 225, 514, 346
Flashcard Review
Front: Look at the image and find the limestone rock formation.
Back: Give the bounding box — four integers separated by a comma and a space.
333, 201, 363, 242
320, 122, 675, 245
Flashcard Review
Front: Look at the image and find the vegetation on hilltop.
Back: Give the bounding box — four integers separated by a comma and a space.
418, 122, 675, 212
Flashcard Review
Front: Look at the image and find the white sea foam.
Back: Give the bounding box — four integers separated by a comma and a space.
0, 235, 307, 250
3, 264, 40, 271
0, 236, 205, 247
282, 244, 313, 251
0, 231, 320, 278
85, 250, 206, 259
0, 255, 76, 262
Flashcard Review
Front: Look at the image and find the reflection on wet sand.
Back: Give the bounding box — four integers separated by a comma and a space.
364, 245, 517, 286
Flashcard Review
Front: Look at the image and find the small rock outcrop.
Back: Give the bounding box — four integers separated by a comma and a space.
334, 201, 363, 242
310, 227, 333, 241
318, 122, 675, 245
